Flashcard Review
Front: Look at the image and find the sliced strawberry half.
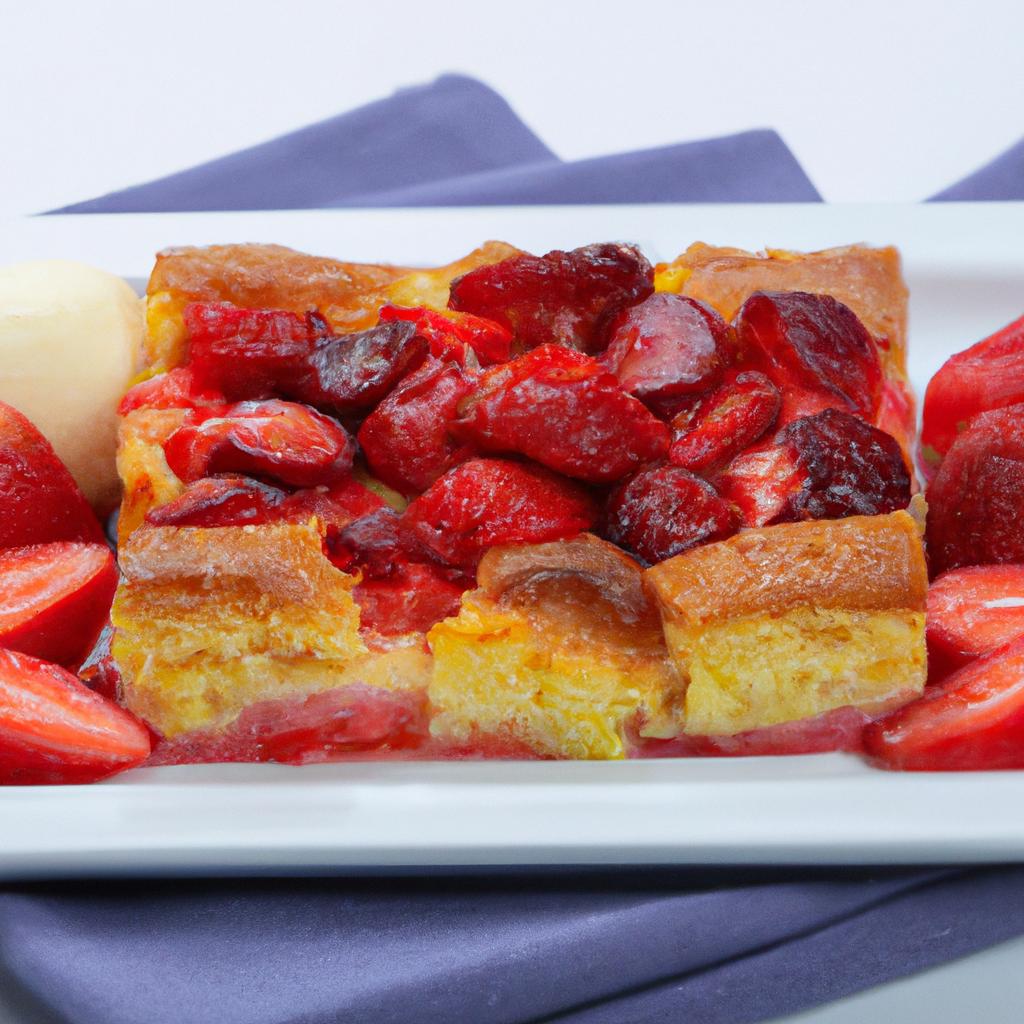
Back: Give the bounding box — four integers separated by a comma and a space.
0, 543, 118, 668
0, 648, 150, 784
0, 400, 105, 547
864, 634, 1024, 770
927, 565, 1024, 681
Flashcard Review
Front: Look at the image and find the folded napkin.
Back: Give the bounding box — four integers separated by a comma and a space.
9, 74, 1024, 1024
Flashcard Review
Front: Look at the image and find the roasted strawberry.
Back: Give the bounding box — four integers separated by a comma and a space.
378, 305, 513, 366
299, 320, 429, 414
118, 367, 225, 415
926, 404, 1024, 577
185, 301, 327, 400
355, 564, 467, 637
603, 465, 737, 565
452, 345, 669, 483
0, 648, 150, 784
331, 507, 428, 578
448, 243, 654, 353
0, 401, 105, 548
358, 358, 477, 494
735, 291, 883, 420
721, 409, 910, 527
146, 476, 289, 527
601, 293, 735, 403
163, 399, 355, 488
0, 543, 118, 668
864, 634, 1024, 770
921, 313, 1024, 480
403, 458, 598, 569
928, 565, 1024, 681
669, 371, 781, 473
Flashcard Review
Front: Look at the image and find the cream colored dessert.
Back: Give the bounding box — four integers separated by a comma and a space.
0, 260, 142, 509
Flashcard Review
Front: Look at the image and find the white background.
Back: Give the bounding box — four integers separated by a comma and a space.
1, 0, 1023, 215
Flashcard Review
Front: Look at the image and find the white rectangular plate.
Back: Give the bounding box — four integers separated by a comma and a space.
3, 202, 1024, 878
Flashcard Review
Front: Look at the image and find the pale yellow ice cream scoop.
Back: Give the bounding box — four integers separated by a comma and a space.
0, 260, 142, 511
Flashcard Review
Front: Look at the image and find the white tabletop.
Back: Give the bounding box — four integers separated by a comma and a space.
1, 0, 1022, 214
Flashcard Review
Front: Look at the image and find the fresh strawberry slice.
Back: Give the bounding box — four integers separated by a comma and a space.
735, 291, 883, 420
927, 565, 1024, 681
864, 634, 1024, 770
601, 293, 736, 403
0, 401, 106, 547
378, 305, 513, 366
0, 543, 118, 668
0, 648, 150, 784
926, 403, 1024, 577
669, 370, 781, 473
403, 458, 598, 569
163, 399, 355, 488
920, 313, 1024, 481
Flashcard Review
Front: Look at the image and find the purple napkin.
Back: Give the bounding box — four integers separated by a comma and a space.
930, 136, 1024, 201
8, 74, 1024, 1024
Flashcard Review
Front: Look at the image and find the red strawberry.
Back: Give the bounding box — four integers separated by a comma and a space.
864, 635, 1024, 770
920, 313, 1024, 481
926, 403, 1024, 576
403, 458, 597, 569
735, 291, 883, 420
0, 401, 105, 547
0, 648, 150, 784
378, 305, 513, 366
163, 399, 355, 489
0, 543, 118, 668
927, 565, 1024, 681
601, 293, 736, 403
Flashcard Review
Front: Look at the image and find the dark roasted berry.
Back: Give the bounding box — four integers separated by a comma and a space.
602, 293, 735, 402
603, 465, 737, 564
448, 243, 653, 353
669, 371, 781, 473
451, 345, 669, 484
402, 458, 598, 569
146, 476, 289, 527
735, 291, 883, 420
358, 358, 477, 495
720, 409, 909, 527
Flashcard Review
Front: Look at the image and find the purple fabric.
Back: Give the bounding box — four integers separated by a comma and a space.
930, 136, 1024, 201
8, 74, 1024, 1024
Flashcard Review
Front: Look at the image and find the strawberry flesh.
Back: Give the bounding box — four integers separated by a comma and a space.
451, 345, 669, 483
920, 313, 1024, 481
864, 634, 1024, 770
448, 243, 654, 353
603, 465, 737, 565
926, 403, 1024, 577
378, 305, 513, 366
358, 357, 477, 494
928, 565, 1024, 681
735, 291, 883, 420
601, 293, 736, 402
0, 543, 118, 668
669, 370, 781, 473
162, 399, 355, 488
403, 458, 598, 569
0, 401, 105, 547
0, 648, 150, 784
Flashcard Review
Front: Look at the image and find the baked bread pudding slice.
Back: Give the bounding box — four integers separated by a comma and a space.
109, 237, 924, 762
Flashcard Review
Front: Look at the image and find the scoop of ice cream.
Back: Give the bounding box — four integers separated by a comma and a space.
0, 260, 142, 510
